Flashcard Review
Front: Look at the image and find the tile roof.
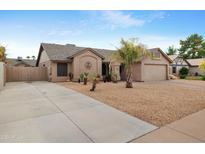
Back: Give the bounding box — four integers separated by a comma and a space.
187, 58, 205, 66
41, 43, 115, 62
168, 55, 179, 61
39, 43, 171, 63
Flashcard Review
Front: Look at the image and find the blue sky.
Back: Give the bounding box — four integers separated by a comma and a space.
0, 10, 205, 58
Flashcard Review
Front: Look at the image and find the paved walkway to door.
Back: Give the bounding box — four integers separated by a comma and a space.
0, 81, 156, 143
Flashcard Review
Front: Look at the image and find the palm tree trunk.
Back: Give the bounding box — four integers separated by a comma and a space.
126, 67, 133, 88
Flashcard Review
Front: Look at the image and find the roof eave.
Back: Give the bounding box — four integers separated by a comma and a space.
157, 48, 173, 63
68, 48, 105, 59
51, 59, 72, 63
36, 44, 44, 66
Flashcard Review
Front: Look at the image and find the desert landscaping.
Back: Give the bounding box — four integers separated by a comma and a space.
59, 80, 205, 127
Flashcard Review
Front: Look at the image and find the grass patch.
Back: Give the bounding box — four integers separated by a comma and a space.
185, 76, 204, 80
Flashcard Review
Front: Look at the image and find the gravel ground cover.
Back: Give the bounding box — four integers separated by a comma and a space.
58, 80, 205, 127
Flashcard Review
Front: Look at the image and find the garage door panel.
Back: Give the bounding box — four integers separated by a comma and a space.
143, 64, 167, 81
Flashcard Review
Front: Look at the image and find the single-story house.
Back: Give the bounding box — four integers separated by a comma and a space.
36, 43, 172, 82
168, 55, 205, 76
187, 58, 205, 76
6, 57, 36, 67
168, 55, 189, 75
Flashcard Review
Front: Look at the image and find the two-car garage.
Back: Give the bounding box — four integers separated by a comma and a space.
131, 48, 171, 82
143, 64, 168, 81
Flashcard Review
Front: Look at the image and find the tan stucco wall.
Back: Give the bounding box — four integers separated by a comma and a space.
38, 50, 52, 81
38, 50, 103, 82
0, 62, 5, 89
72, 50, 102, 80
189, 66, 205, 76
132, 62, 142, 81
110, 61, 121, 80
142, 53, 170, 65
39, 61, 51, 81
39, 50, 50, 63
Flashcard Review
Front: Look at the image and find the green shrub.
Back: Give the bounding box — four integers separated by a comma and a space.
179, 67, 189, 75
180, 75, 186, 79
79, 73, 84, 82
179, 67, 189, 79
90, 72, 97, 80
83, 72, 89, 78
202, 76, 205, 81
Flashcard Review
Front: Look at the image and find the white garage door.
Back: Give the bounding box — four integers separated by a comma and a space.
143, 64, 167, 81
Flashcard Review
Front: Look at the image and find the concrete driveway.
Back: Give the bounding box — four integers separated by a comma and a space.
0, 81, 157, 143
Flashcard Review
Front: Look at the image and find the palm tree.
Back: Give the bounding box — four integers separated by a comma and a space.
0, 45, 6, 62
167, 45, 177, 55
112, 38, 149, 88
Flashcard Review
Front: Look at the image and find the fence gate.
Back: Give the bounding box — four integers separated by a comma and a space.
6, 66, 48, 82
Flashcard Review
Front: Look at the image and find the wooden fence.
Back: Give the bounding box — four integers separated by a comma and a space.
0, 62, 5, 88
6, 66, 48, 82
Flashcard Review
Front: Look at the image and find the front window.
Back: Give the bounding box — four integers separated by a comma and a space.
57, 63, 67, 76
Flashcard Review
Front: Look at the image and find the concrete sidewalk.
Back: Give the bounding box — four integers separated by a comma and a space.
0, 81, 157, 143
133, 109, 205, 143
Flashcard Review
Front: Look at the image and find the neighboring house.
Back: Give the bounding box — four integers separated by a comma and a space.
36, 43, 172, 82
168, 55, 189, 75
187, 58, 205, 76
6, 57, 36, 67
168, 55, 205, 76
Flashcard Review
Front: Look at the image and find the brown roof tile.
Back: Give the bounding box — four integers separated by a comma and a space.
187, 58, 205, 66
38, 43, 171, 64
